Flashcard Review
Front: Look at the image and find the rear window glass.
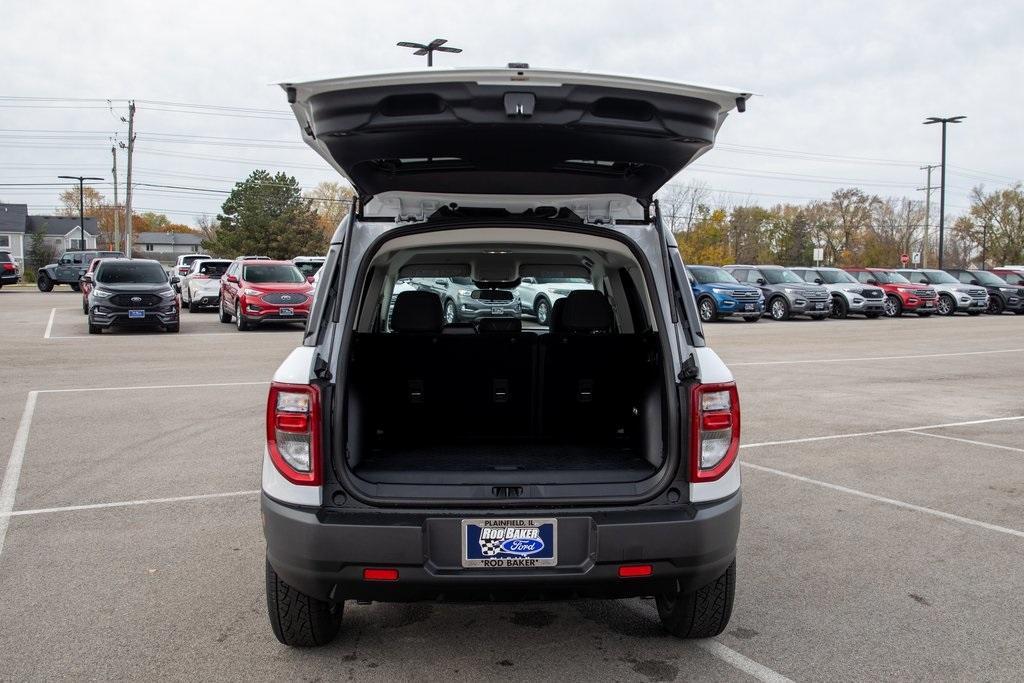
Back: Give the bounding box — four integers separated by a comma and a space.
198, 261, 230, 277
294, 261, 324, 277
0, 252, 11, 263
96, 261, 168, 284
243, 264, 304, 283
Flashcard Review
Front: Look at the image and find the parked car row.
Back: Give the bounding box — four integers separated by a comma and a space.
687, 263, 1024, 321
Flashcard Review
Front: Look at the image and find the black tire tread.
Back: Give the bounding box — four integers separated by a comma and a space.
656, 560, 735, 639
265, 560, 341, 647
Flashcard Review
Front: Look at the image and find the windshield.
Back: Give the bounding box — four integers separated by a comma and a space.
818, 269, 857, 284
243, 264, 305, 284
973, 271, 1008, 286
96, 261, 168, 285
920, 270, 958, 284
689, 267, 738, 285
872, 270, 910, 284
762, 268, 805, 285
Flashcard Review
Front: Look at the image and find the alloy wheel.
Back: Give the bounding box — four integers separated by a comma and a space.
536, 299, 549, 325
771, 299, 786, 320
444, 300, 457, 324
699, 299, 715, 322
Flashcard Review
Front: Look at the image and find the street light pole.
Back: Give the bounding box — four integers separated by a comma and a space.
57, 175, 103, 250
923, 116, 965, 269
397, 38, 463, 66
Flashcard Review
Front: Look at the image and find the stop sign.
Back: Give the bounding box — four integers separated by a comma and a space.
900, 253, 909, 265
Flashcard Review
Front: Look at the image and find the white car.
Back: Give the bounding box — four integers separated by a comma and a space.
293, 256, 326, 280
516, 276, 594, 326
896, 269, 988, 316
262, 67, 745, 647
170, 253, 211, 290
180, 258, 232, 312
791, 267, 886, 318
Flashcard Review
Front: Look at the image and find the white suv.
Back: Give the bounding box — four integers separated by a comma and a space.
261, 67, 746, 646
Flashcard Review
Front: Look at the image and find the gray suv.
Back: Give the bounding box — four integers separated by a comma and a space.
725, 264, 830, 320
261, 67, 746, 647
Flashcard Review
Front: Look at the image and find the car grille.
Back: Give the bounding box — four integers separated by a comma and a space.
805, 291, 830, 302
863, 288, 883, 299
732, 289, 760, 300
262, 292, 309, 305
110, 293, 161, 307
914, 289, 936, 299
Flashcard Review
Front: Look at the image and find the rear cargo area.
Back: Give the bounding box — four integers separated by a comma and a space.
344, 306, 667, 487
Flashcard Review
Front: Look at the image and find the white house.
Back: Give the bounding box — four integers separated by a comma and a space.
135, 231, 204, 256
0, 203, 98, 268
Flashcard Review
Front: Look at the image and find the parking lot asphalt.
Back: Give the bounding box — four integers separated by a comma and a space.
2, 289, 1023, 681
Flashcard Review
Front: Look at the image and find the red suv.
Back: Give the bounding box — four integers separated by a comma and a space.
219, 259, 314, 331
79, 257, 108, 314
845, 267, 937, 317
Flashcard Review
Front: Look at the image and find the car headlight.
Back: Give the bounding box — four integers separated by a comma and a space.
552, 288, 571, 295
160, 288, 176, 299
711, 288, 731, 295
92, 288, 112, 298
783, 287, 798, 294
1001, 287, 1015, 293
243, 288, 263, 296
845, 287, 863, 294
458, 289, 473, 296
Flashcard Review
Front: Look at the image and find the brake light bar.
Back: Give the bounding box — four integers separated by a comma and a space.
690, 382, 740, 482
266, 382, 321, 485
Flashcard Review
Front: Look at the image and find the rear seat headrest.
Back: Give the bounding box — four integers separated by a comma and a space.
549, 298, 567, 333
477, 317, 522, 334
391, 290, 442, 333
442, 322, 476, 335
559, 290, 614, 334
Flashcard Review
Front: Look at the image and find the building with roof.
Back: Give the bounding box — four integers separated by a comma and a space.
0, 203, 98, 267
134, 231, 204, 258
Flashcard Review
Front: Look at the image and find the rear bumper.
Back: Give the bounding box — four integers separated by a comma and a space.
262, 491, 741, 603
190, 293, 221, 308
0, 272, 19, 285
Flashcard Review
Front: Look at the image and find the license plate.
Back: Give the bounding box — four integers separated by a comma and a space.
491, 308, 505, 315
815, 303, 824, 310
279, 307, 294, 316
128, 309, 145, 319
744, 303, 754, 311
462, 518, 557, 568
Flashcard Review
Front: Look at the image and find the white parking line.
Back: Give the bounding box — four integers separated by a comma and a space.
907, 430, 1024, 454
47, 332, 240, 340
740, 415, 1024, 449
0, 490, 259, 518
695, 639, 794, 683
43, 308, 55, 339
730, 347, 1024, 367
0, 392, 38, 559
741, 461, 1024, 539
38, 380, 269, 394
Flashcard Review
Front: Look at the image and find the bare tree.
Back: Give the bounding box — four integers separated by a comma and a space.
657, 180, 711, 233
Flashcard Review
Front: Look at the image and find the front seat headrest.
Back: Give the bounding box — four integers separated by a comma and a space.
477, 317, 522, 334
559, 290, 613, 333
391, 290, 442, 333
549, 298, 567, 333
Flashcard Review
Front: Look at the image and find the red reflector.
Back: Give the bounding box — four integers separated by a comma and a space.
363, 568, 399, 581
618, 564, 653, 578
275, 413, 309, 431
702, 413, 732, 431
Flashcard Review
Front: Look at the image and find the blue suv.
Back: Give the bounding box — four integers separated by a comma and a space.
687, 265, 764, 322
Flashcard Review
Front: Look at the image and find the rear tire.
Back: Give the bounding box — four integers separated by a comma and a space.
219, 300, 232, 323
698, 297, 718, 323
37, 274, 53, 292
266, 560, 342, 647
884, 294, 902, 318
188, 297, 199, 313
657, 560, 736, 639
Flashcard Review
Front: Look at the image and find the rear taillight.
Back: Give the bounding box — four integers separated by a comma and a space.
266, 382, 321, 485
2, 263, 14, 271
690, 382, 740, 482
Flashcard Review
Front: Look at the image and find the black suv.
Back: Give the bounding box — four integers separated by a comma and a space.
946, 269, 1024, 315
37, 250, 124, 292
83, 259, 180, 333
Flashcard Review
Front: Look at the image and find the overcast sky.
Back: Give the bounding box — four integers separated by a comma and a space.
1, 0, 1020, 225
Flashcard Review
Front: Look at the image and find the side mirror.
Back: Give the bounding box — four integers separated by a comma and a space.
226, 275, 238, 284
170, 276, 181, 285
814, 278, 823, 285
970, 279, 980, 285
521, 277, 536, 284
866, 279, 878, 286
688, 277, 697, 285
756, 278, 767, 285
81, 274, 93, 284
434, 278, 447, 286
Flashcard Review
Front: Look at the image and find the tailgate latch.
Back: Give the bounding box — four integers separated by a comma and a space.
504, 92, 535, 118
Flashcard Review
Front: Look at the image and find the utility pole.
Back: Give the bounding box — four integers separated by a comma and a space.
111, 144, 119, 252
917, 164, 939, 268
923, 116, 966, 269
121, 101, 136, 257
